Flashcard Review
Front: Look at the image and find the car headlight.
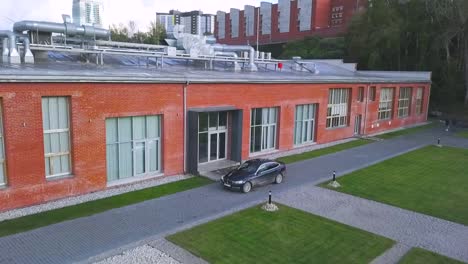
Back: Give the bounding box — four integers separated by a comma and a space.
232, 180, 244, 184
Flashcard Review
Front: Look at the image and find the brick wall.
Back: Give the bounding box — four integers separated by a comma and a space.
0, 81, 430, 211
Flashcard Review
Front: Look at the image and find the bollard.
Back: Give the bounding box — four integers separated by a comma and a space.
268, 191, 272, 204
438, 138, 441, 145
333, 171, 336, 182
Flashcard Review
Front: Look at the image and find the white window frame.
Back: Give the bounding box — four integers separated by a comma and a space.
398, 87, 412, 118
326, 88, 350, 128
416, 87, 424, 115
294, 104, 317, 146
0, 102, 6, 187
378, 88, 395, 120
250, 107, 278, 153
106, 115, 162, 182
42, 97, 72, 179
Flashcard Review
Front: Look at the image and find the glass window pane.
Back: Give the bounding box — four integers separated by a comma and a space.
58, 97, 69, 129
199, 133, 208, 163
210, 133, 218, 161
297, 106, 303, 121
118, 117, 132, 142
44, 134, 51, 154
209, 112, 218, 129
255, 109, 262, 125
295, 121, 302, 145
60, 155, 70, 174
45, 157, 51, 176
135, 142, 145, 174
268, 125, 275, 149
254, 126, 261, 152
262, 108, 269, 124
106, 118, 118, 144
48, 97, 59, 130
118, 142, 133, 178
133, 116, 146, 140
148, 139, 159, 172
199, 113, 208, 132
50, 133, 60, 153
219, 133, 226, 159
147, 116, 159, 138
50, 156, 61, 176
106, 144, 119, 182
59, 132, 70, 152
219, 112, 227, 129
42, 98, 50, 131
269, 108, 277, 124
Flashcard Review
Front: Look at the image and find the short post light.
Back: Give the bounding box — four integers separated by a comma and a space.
262, 190, 278, 212
437, 137, 442, 147
328, 170, 341, 188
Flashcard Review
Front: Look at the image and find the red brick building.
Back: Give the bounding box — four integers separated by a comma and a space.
0, 59, 431, 212
215, 0, 368, 46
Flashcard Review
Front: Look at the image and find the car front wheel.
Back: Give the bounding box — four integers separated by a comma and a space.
275, 173, 283, 184
242, 182, 252, 193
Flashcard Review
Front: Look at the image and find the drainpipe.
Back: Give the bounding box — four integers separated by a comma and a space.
363, 83, 372, 136
183, 80, 189, 173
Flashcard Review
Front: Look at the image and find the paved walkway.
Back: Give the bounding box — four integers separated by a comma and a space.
0, 126, 467, 264
277, 185, 468, 263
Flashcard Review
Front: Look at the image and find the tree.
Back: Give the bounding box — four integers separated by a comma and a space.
345, 0, 468, 107
110, 23, 130, 42
145, 21, 166, 45
280, 36, 345, 59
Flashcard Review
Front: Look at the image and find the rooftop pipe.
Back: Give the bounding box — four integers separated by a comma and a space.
0, 31, 20, 64
13, 20, 110, 39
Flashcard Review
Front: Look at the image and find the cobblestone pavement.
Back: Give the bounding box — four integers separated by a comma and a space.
0, 126, 467, 264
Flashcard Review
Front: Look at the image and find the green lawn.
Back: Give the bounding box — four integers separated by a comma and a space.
456, 131, 468, 139
168, 204, 394, 264
399, 248, 464, 264
376, 122, 436, 139
0, 177, 211, 238
320, 146, 468, 225
277, 139, 372, 164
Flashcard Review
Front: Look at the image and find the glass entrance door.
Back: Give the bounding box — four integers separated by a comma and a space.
199, 112, 228, 164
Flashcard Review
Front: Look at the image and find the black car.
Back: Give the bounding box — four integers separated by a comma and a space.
221, 159, 286, 193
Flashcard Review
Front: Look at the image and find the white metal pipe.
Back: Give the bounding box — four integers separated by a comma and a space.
13, 20, 110, 39
212, 44, 257, 71
214, 51, 241, 71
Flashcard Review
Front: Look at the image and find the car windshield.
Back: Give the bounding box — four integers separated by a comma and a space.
238, 161, 259, 173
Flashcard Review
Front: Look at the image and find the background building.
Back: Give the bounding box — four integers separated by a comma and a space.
157, 10, 215, 36
215, 0, 368, 45
72, 0, 104, 27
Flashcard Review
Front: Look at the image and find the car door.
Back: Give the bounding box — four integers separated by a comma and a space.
253, 164, 268, 185
264, 162, 279, 183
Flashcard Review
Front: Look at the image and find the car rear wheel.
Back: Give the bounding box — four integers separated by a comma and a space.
275, 173, 283, 184
242, 182, 252, 193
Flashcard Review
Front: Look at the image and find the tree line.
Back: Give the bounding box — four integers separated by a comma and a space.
110, 20, 167, 45
281, 0, 468, 108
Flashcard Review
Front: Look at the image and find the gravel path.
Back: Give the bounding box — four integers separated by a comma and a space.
276, 185, 468, 263
0, 175, 191, 222
370, 243, 412, 264
94, 244, 180, 264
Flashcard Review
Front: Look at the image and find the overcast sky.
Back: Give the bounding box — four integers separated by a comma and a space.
0, 0, 275, 31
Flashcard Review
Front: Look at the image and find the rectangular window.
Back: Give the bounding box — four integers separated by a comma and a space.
106, 115, 162, 182
358, 87, 364, 102
294, 104, 317, 145
42, 97, 71, 178
369, 86, 376, 101
250, 107, 278, 153
378, 88, 395, 120
0, 102, 6, 187
326, 88, 350, 128
416, 87, 424, 115
398, 87, 412, 118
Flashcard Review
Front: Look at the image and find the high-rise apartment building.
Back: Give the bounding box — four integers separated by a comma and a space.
156, 10, 215, 36
72, 0, 104, 27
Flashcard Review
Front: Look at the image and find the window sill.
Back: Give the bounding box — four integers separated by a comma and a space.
326, 125, 348, 131
294, 141, 317, 149
0, 184, 7, 190
249, 149, 279, 158
46, 174, 74, 182
107, 172, 164, 188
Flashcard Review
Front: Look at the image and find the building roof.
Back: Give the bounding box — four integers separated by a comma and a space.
0, 53, 431, 84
